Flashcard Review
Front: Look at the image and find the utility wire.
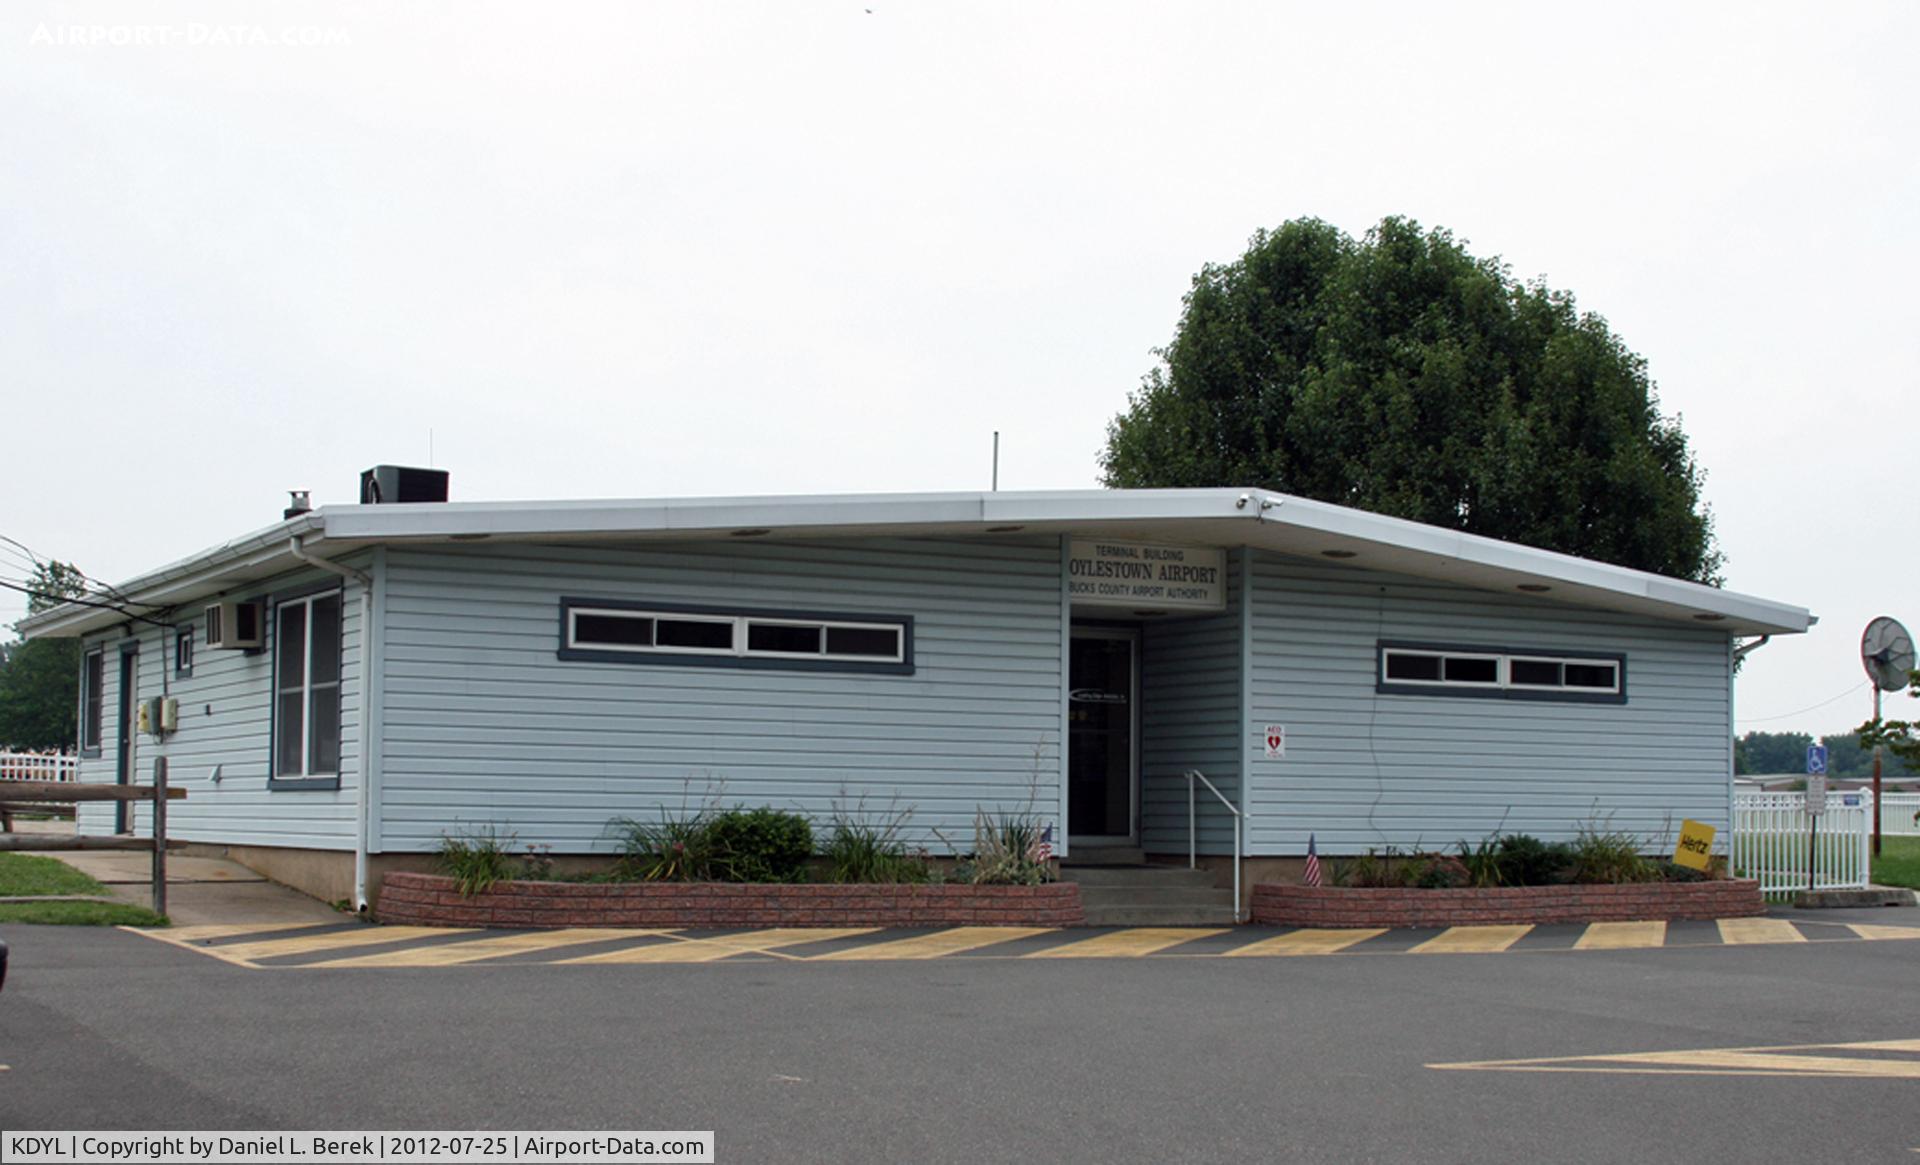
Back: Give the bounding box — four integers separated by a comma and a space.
0, 579, 173, 630
1736, 680, 1871, 727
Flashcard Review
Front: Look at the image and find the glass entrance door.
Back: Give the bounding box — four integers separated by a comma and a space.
1068, 627, 1138, 845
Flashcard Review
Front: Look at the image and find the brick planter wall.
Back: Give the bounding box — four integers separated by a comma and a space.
376, 873, 1086, 929
1250, 880, 1765, 928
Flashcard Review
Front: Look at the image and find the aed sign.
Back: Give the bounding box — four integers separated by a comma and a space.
1264, 725, 1286, 759
1068, 540, 1227, 612
1673, 819, 1716, 871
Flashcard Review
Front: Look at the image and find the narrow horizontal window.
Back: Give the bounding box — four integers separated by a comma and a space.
655, 618, 733, 651
560, 599, 913, 674
573, 613, 653, 648
1378, 642, 1625, 704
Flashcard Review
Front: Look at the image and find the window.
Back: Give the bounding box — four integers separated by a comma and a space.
273, 591, 343, 784
1377, 641, 1624, 704
559, 598, 912, 674
175, 626, 194, 677
80, 648, 104, 755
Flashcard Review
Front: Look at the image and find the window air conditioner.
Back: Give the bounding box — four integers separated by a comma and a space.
204, 600, 264, 650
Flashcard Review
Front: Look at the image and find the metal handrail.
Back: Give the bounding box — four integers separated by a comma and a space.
1186, 768, 1245, 923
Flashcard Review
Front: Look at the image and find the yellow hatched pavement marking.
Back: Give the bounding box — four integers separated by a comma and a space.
1848, 923, 1920, 941
1410, 925, 1533, 954
560, 928, 878, 965
1574, 921, 1667, 950
212, 926, 476, 963
1717, 918, 1805, 946
136, 923, 325, 943
1432, 1038, 1920, 1078
812, 926, 1049, 961
1222, 928, 1387, 957
122, 924, 325, 967
1026, 928, 1227, 959
311, 928, 668, 967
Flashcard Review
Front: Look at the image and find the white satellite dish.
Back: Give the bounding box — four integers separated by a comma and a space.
1861, 616, 1915, 692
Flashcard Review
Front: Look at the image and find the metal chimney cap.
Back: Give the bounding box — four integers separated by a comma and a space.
284, 490, 312, 520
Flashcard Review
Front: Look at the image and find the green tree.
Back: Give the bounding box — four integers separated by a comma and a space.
0, 561, 90, 750
1858, 670, 1920, 776
1102, 216, 1722, 582
1735, 731, 1813, 775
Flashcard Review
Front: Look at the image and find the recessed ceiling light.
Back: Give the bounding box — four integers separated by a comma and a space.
1693, 613, 1727, 622
730, 528, 771, 538
1517, 583, 1551, 593
986, 525, 1024, 533
1320, 549, 1358, 559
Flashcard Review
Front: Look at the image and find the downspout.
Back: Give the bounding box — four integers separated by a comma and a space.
290, 535, 376, 914
1728, 635, 1770, 843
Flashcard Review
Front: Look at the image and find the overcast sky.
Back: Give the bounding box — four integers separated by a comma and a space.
3, 1, 1915, 742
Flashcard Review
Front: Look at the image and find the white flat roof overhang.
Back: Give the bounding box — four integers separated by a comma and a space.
20, 489, 1813, 639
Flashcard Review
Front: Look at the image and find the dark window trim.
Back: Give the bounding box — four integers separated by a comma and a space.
79, 646, 106, 758
557, 596, 915, 676
175, 624, 194, 678
268, 585, 346, 791
1375, 639, 1627, 705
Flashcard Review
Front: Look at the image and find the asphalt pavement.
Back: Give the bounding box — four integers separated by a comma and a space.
3, 905, 1918, 1162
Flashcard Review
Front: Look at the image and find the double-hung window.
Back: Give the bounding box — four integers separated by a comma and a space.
80, 648, 104, 756
1377, 641, 1625, 703
560, 598, 913, 675
273, 591, 343, 784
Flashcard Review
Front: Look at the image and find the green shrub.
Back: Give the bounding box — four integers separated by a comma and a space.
824, 799, 929, 884
1456, 837, 1503, 887
950, 808, 1053, 885
1415, 853, 1472, 889
1655, 860, 1709, 883
1496, 834, 1574, 886
1568, 823, 1656, 884
706, 807, 814, 883
1348, 847, 1416, 888
436, 826, 521, 897
608, 811, 715, 882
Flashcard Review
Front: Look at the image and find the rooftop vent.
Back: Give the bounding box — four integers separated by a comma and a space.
283, 490, 311, 520
360, 465, 449, 505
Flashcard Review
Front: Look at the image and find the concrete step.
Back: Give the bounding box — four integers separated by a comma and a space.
1064, 845, 1146, 865
1081, 904, 1240, 927
1076, 887, 1235, 909
1061, 865, 1219, 888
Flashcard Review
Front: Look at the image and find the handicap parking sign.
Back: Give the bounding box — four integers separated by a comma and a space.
1807, 744, 1829, 775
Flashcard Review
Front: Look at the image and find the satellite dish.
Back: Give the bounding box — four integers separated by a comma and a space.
1861, 616, 1915, 692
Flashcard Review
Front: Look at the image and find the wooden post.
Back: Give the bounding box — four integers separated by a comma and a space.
151, 756, 168, 916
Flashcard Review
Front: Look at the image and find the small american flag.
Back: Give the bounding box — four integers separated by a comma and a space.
1029, 824, 1054, 864
1303, 833, 1322, 888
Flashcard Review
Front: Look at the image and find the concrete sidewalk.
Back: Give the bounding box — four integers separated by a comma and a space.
20, 823, 345, 927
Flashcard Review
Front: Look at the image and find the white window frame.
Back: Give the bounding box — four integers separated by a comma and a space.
1378, 643, 1624, 700
273, 591, 343, 781
567, 606, 907, 665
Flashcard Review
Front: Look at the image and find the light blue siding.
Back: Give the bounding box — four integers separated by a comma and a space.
1244, 551, 1733, 855
75, 564, 366, 849
1138, 555, 1243, 855
375, 537, 1064, 853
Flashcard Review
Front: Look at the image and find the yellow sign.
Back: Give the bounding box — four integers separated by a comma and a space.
1673, 819, 1716, 870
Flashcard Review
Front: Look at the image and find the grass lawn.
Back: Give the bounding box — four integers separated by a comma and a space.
0, 852, 111, 897
0, 852, 169, 925
0, 900, 168, 926
1871, 836, 1920, 890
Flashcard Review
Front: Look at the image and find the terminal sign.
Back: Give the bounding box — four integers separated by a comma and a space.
1068, 540, 1227, 612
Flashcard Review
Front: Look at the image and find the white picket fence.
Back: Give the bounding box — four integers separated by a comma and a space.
1731, 790, 1874, 897
0, 752, 79, 783
1881, 792, 1920, 838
